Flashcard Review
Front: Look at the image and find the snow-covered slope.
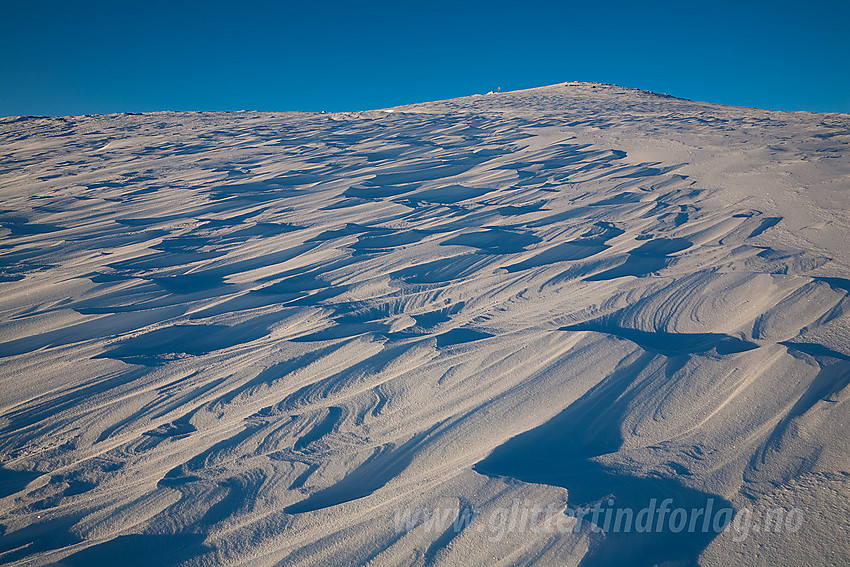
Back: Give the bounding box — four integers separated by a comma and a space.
0, 82, 848, 566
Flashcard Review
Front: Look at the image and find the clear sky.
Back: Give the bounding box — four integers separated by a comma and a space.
1, 0, 848, 117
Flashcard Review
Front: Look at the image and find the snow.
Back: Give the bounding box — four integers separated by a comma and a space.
0, 82, 848, 566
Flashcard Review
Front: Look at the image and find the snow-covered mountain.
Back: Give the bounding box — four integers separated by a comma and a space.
1, 82, 848, 566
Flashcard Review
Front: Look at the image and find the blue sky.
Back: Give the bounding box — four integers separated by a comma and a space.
1, 0, 848, 116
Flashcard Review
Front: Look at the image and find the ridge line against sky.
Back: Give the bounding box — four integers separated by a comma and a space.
4, 82, 846, 122
1, 0, 848, 117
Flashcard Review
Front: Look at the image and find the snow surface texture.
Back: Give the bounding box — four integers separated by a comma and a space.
0, 82, 848, 566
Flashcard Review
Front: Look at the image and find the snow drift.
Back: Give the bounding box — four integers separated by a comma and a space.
0, 82, 848, 566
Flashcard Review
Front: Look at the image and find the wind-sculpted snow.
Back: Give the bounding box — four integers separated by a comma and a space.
0, 83, 849, 566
